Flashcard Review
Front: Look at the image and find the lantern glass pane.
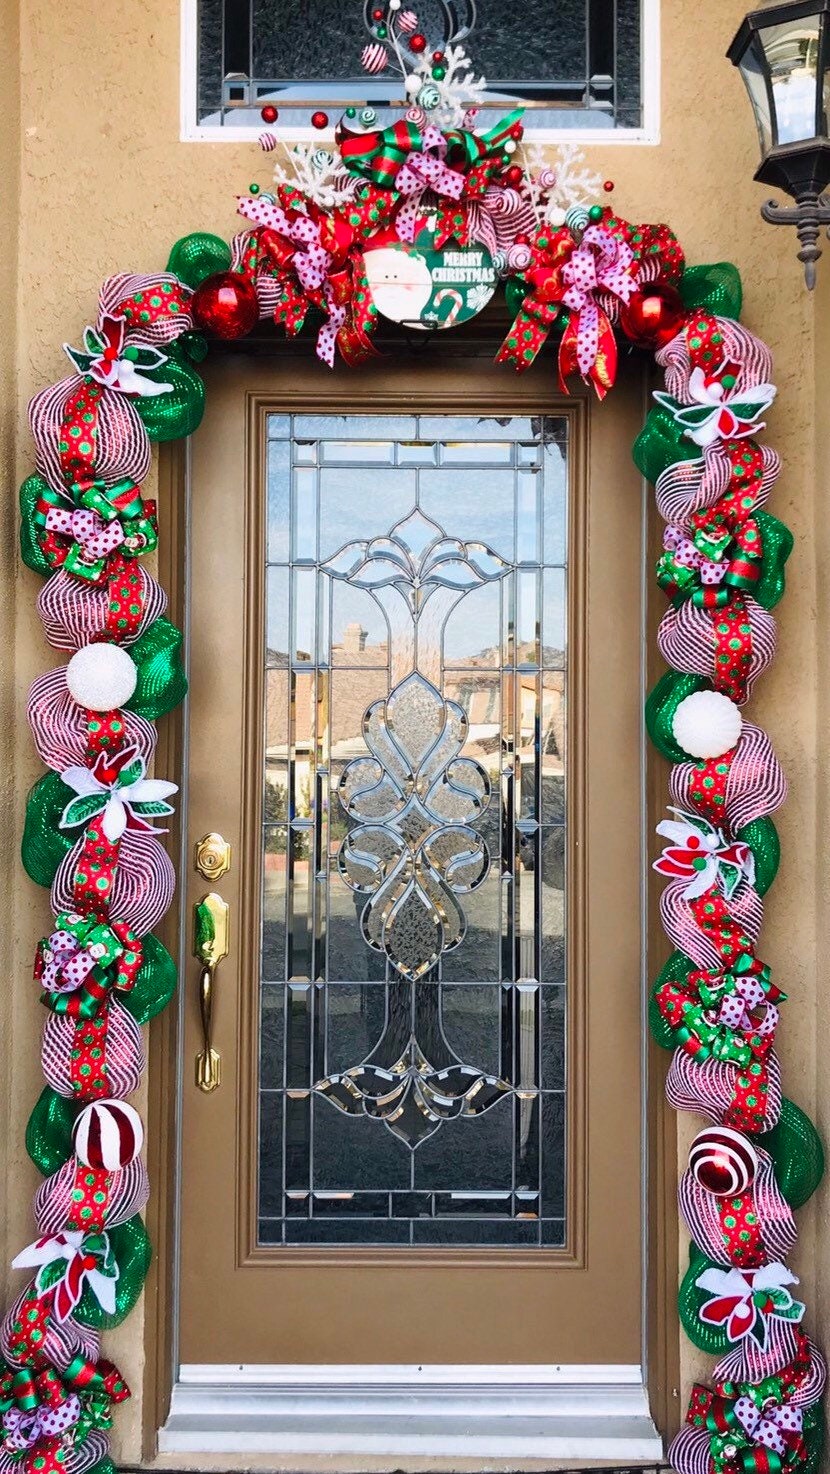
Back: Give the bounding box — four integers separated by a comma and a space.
759, 17, 821, 144
739, 35, 774, 156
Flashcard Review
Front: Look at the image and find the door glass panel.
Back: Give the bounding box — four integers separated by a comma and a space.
259, 414, 568, 1247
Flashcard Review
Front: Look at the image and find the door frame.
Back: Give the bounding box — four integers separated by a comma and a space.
142, 334, 680, 1464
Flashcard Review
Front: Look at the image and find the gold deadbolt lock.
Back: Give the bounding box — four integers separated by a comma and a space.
194, 832, 232, 881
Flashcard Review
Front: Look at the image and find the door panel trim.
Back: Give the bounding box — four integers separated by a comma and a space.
144, 348, 680, 1452
160, 1363, 662, 1460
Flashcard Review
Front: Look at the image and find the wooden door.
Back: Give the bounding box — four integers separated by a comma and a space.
177, 346, 647, 1368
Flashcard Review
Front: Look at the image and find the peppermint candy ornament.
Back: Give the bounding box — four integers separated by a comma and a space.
396, 8, 418, 30
688, 1125, 758, 1196
73, 1098, 144, 1169
361, 42, 389, 73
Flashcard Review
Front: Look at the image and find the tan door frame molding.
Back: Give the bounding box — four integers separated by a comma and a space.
142, 341, 679, 1465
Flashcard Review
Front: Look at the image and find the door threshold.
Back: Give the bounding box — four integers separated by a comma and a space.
158, 1365, 663, 1461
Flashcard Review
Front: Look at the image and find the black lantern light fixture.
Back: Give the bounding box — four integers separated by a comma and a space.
728, 0, 830, 287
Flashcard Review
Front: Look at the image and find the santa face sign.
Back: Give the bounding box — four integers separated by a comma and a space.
363, 217, 497, 330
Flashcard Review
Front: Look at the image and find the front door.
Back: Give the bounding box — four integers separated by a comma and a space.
162, 345, 658, 1457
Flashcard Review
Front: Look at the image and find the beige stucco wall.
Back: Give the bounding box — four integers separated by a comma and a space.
1, 0, 828, 1464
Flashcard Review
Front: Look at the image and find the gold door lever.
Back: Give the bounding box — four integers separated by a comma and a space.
193, 892, 229, 1093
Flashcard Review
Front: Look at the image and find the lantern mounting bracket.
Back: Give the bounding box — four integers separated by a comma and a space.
760, 191, 830, 289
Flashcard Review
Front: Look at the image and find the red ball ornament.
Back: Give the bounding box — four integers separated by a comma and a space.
603, 178, 615, 192
311, 110, 329, 129
432, 49, 444, 62
409, 32, 427, 51
619, 282, 687, 351
260, 104, 278, 124
372, 5, 384, 15
504, 165, 524, 187
192, 271, 259, 340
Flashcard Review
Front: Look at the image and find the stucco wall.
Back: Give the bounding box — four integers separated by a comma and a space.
0, 0, 827, 1463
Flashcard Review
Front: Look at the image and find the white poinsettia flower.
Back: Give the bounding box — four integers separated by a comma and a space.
653, 357, 777, 449
63, 314, 173, 398
59, 743, 178, 843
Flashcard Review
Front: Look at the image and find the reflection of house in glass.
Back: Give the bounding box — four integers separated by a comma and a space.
264, 623, 565, 831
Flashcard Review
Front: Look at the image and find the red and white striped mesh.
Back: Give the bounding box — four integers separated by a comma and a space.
670, 1348, 826, 1474
667, 1426, 714, 1474
51, 829, 175, 937
666, 1049, 782, 1131
231, 230, 282, 317
0, 1286, 100, 1370
670, 723, 788, 832
655, 443, 780, 525
658, 598, 777, 702
98, 273, 193, 343
35, 1156, 149, 1235
41, 999, 145, 1100
29, 378, 151, 498
27, 667, 157, 771
37, 567, 167, 651
713, 1318, 802, 1387
678, 1146, 796, 1266
0, 1429, 110, 1474
0, 1431, 109, 1474
657, 317, 773, 400
660, 876, 764, 971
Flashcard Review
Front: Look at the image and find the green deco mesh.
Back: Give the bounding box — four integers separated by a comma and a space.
134, 346, 205, 442
26, 1088, 79, 1176
679, 1241, 731, 1354
645, 669, 707, 763
633, 405, 701, 485
19, 474, 53, 578
22, 772, 75, 887
738, 816, 779, 896
127, 617, 188, 719
73, 1216, 151, 1330
166, 231, 232, 289
766, 1098, 825, 1208
86, 1460, 117, 1474
123, 932, 178, 1025
754, 511, 794, 611
802, 1411, 825, 1474
679, 262, 743, 321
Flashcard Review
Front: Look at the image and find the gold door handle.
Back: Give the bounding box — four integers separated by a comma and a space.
193, 892, 229, 1093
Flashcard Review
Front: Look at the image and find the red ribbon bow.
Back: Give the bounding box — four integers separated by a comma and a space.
558, 224, 639, 399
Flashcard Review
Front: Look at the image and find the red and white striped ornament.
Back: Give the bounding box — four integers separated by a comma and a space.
396, 8, 418, 31
73, 1098, 144, 1170
258, 130, 277, 152
361, 42, 389, 73
688, 1125, 759, 1196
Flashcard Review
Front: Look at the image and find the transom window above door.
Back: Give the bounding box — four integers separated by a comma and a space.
190, 0, 649, 135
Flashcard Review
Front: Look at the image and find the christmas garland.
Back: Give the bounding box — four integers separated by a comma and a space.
3, 7, 826, 1473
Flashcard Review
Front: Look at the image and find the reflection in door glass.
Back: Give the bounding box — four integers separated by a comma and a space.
260, 415, 568, 1246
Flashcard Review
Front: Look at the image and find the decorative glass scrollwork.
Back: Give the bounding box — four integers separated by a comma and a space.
316, 504, 513, 1144
337, 671, 491, 981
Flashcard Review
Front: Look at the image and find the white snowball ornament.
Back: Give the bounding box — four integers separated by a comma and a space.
672, 690, 742, 760
66, 642, 138, 712
73, 1098, 144, 1170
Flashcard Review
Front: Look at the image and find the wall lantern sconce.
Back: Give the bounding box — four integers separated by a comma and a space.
728, 0, 830, 287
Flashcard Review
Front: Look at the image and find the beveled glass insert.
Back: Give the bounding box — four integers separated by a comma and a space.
259, 414, 568, 1247
197, 0, 643, 131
